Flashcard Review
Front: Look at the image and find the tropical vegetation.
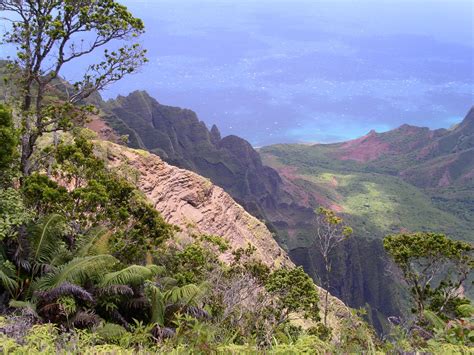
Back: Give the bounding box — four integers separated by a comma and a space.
0, 0, 472, 353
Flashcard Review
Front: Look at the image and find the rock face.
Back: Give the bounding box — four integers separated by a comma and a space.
103, 142, 353, 336
104, 142, 292, 269
101, 91, 287, 221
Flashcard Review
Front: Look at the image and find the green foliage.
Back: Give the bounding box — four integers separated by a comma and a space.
20, 135, 174, 263
95, 322, 129, 344
261, 145, 474, 243
198, 234, 230, 252
0, 252, 18, 295
101, 265, 162, 287
0, 105, 17, 178
0, 188, 31, 241
307, 323, 332, 341
34, 255, 118, 290
265, 266, 320, 322
317, 207, 353, 238
384, 232, 473, 320
424, 303, 474, 346
1, 0, 147, 176
29, 214, 66, 271
21, 174, 69, 215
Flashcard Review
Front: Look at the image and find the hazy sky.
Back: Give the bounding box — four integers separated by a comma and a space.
4, 0, 473, 145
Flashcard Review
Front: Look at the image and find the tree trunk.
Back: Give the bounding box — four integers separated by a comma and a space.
323, 258, 331, 326
324, 287, 329, 326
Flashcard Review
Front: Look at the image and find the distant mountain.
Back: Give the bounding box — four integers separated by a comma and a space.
326, 107, 474, 189
261, 107, 474, 241
100, 90, 286, 221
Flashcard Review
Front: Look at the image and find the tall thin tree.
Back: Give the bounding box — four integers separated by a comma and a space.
315, 207, 352, 326
0, 0, 147, 177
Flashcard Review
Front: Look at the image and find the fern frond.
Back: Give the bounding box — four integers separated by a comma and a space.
145, 282, 165, 326
96, 322, 129, 341
0, 266, 18, 294
146, 264, 166, 277
100, 265, 156, 287
72, 310, 101, 328
185, 305, 211, 320
165, 284, 200, 305
35, 282, 94, 303
9, 300, 38, 318
33, 255, 117, 291
126, 296, 149, 309
423, 310, 445, 330
456, 304, 474, 318
98, 284, 134, 296
75, 228, 111, 257
30, 214, 65, 266
151, 325, 175, 341
49, 247, 73, 267
157, 276, 178, 289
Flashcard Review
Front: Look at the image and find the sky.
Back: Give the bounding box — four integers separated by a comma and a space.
3, 0, 474, 145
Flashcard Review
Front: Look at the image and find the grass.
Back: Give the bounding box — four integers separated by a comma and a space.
261, 145, 473, 242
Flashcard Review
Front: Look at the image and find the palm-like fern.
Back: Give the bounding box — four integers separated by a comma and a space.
29, 214, 66, 274
0, 267, 18, 295
145, 280, 209, 327
165, 282, 208, 305
145, 282, 165, 326
35, 282, 94, 303
75, 227, 111, 257
0, 251, 18, 295
33, 254, 118, 291
101, 264, 164, 287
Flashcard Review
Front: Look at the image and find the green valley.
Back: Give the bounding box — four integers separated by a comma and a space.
261, 141, 473, 244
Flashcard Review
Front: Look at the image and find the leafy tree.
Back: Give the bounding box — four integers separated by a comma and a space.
0, 0, 147, 177
265, 266, 320, 324
383, 232, 473, 321
314, 207, 353, 326
20, 135, 174, 263
0, 105, 17, 178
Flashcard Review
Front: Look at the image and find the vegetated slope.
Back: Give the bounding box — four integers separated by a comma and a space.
261, 107, 474, 243
91, 91, 401, 334
100, 141, 353, 334
103, 141, 291, 269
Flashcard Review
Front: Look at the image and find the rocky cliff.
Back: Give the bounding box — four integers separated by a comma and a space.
100, 91, 287, 222
101, 141, 354, 336
103, 141, 291, 269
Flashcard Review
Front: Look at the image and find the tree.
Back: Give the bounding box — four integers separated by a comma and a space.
265, 266, 320, 324
383, 232, 473, 321
0, 104, 18, 182
0, 0, 147, 177
314, 207, 352, 326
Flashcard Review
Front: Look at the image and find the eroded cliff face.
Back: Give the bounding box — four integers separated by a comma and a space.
101, 142, 356, 337
103, 142, 291, 269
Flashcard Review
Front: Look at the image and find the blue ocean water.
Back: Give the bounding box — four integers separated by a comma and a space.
3, 0, 473, 145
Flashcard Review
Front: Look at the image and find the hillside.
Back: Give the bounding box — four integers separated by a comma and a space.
99, 91, 286, 223
103, 141, 291, 269
82, 90, 402, 333
261, 107, 474, 242
101, 141, 354, 335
